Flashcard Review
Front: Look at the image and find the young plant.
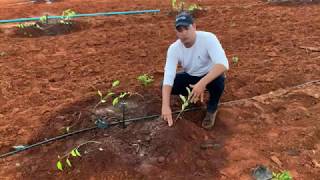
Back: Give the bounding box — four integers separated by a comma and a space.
60, 9, 76, 24
39, 15, 49, 24
187, 3, 202, 12
171, 0, 202, 13
95, 80, 119, 109
56, 141, 101, 171
176, 87, 192, 120
171, 0, 185, 12
137, 74, 154, 86
272, 171, 292, 180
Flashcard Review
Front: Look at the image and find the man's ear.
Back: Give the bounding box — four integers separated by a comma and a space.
192, 23, 197, 30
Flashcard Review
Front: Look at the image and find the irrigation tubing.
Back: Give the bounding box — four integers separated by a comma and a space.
0, 107, 202, 159
0, 9, 160, 24
1, 79, 319, 159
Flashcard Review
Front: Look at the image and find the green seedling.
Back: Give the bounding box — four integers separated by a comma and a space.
95, 80, 120, 109
172, 0, 185, 11
176, 87, 192, 120
171, 0, 202, 13
272, 171, 292, 180
232, 56, 239, 64
137, 74, 154, 86
60, 9, 76, 24
188, 3, 202, 12
56, 141, 101, 171
39, 15, 48, 24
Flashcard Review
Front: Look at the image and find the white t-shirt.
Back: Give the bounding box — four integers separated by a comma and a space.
163, 31, 229, 86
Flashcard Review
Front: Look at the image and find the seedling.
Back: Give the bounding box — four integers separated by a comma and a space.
232, 56, 239, 64
95, 80, 120, 109
39, 15, 49, 24
171, 0, 202, 13
188, 3, 202, 12
137, 74, 154, 86
176, 87, 192, 120
60, 9, 76, 24
56, 141, 101, 171
272, 171, 292, 180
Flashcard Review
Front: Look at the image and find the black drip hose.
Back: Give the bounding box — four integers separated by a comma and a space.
0, 107, 202, 159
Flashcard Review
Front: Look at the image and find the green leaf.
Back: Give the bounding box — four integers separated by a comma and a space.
70, 149, 77, 157
100, 99, 106, 103
186, 87, 191, 95
112, 97, 119, 106
75, 149, 81, 156
106, 92, 115, 97
66, 158, 72, 167
179, 95, 186, 103
119, 92, 127, 98
97, 90, 102, 97
182, 104, 186, 111
56, 161, 63, 171
112, 80, 120, 87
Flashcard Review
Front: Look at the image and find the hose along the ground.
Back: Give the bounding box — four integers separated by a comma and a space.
0, 107, 202, 159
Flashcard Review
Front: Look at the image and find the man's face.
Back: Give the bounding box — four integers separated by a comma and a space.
175, 24, 196, 47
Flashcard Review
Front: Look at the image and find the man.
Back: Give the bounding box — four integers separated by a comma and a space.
161, 11, 229, 129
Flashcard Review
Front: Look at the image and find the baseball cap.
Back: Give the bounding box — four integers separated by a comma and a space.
175, 12, 194, 28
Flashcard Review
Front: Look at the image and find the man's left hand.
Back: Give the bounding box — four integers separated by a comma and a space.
189, 82, 206, 103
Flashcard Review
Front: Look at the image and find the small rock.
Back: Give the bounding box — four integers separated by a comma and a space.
314, 94, 319, 99
15, 163, 21, 167
270, 155, 282, 167
157, 156, 165, 163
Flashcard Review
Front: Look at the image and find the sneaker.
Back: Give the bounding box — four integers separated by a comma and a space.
202, 111, 217, 129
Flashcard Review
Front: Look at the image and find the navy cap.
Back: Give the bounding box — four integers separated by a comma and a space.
175, 12, 194, 28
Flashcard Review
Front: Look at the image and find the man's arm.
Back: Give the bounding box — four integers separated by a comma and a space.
162, 85, 173, 126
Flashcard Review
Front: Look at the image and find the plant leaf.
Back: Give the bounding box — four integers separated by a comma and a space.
119, 92, 127, 98
106, 92, 115, 97
100, 99, 106, 103
70, 149, 77, 157
179, 95, 186, 103
56, 161, 63, 171
112, 80, 120, 87
97, 90, 102, 97
186, 87, 191, 95
75, 149, 81, 156
66, 158, 72, 167
112, 97, 119, 106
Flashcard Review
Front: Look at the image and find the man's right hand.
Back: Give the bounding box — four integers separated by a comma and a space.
161, 105, 173, 127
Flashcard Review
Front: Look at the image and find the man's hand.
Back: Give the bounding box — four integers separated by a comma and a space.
189, 81, 206, 103
161, 105, 173, 126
